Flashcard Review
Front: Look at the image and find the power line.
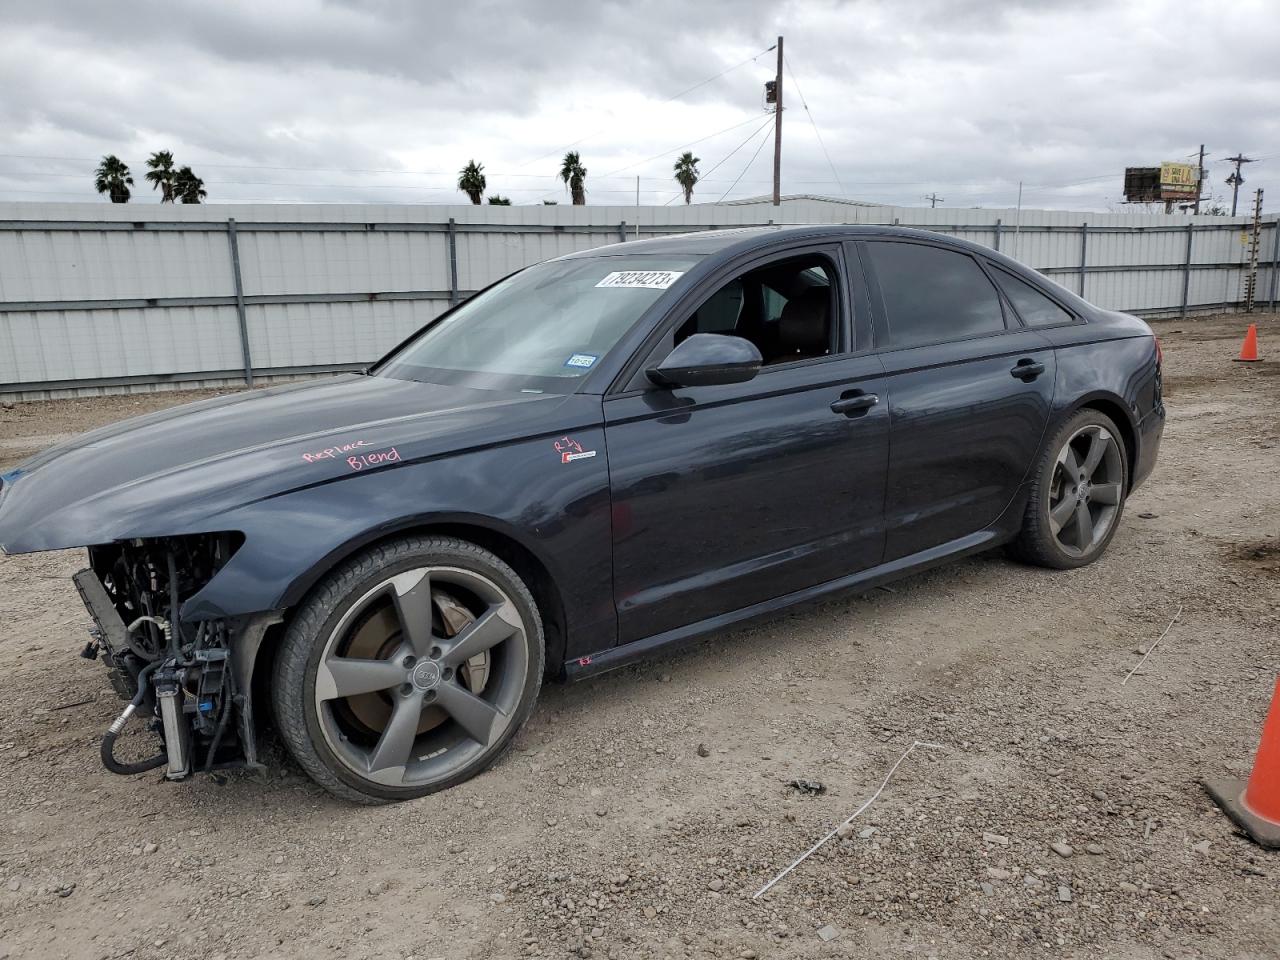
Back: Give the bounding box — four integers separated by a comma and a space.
0, 155, 1137, 192
2, 165, 1047, 188
662, 117, 775, 204
716, 122, 775, 202
0, 170, 1157, 197
514, 115, 777, 204
515, 43, 777, 168
783, 54, 846, 200
596, 114, 771, 180
691, 118, 776, 181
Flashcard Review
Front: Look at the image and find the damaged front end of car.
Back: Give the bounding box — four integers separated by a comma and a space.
74, 532, 279, 780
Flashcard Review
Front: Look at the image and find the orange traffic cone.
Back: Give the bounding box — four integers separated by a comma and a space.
1233, 323, 1261, 362
1204, 678, 1280, 848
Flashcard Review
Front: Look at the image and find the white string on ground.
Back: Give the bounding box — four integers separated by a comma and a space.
752, 739, 950, 900
1121, 604, 1183, 685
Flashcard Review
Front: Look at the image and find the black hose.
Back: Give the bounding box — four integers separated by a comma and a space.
203, 688, 234, 774
166, 552, 182, 656
100, 662, 167, 776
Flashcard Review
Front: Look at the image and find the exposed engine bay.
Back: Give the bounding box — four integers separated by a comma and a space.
73, 532, 498, 784
75, 533, 272, 780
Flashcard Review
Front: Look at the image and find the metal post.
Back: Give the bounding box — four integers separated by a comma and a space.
1012, 181, 1023, 260
1193, 143, 1205, 215
1269, 219, 1280, 312
1244, 189, 1264, 313
618, 221, 627, 242
993, 218, 1001, 252
1179, 221, 1193, 319
447, 218, 459, 306
225, 218, 253, 386
1079, 222, 1088, 297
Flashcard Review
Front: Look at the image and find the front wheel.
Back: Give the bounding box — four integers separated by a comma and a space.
1011, 409, 1129, 569
273, 536, 544, 804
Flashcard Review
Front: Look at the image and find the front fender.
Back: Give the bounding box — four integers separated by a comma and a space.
182, 425, 616, 654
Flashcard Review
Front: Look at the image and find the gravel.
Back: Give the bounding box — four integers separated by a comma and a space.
1, 314, 1279, 958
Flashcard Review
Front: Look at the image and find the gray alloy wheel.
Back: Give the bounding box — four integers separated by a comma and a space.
1011, 408, 1129, 570
1046, 423, 1125, 558
273, 537, 543, 804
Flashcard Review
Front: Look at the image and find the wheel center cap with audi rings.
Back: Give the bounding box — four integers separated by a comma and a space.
410, 660, 441, 691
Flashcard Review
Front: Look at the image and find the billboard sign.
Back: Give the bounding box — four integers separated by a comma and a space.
1124, 163, 1201, 203
1160, 162, 1199, 198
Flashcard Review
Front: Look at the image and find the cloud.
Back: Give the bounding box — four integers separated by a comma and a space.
0, 0, 1274, 210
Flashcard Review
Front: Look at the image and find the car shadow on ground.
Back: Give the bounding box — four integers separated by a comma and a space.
190, 547, 1029, 811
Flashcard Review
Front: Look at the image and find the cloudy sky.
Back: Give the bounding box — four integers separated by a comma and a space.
0, 0, 1276, 212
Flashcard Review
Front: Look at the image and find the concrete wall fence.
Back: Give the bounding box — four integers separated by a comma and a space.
1, 198, 1277, 400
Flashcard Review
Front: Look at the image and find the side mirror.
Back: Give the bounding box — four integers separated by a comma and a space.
646, 333, 763, 389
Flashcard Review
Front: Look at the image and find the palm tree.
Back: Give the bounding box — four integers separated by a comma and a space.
94, 155, 133, 203
559, 151, 587, 205
486, 195, 511, 205
174, 166, 207, 203
145, 150, 178, 202
458, 161, 486, 205
673, 151, 700, 204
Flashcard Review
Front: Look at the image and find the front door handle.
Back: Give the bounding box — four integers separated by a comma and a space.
830, 392, 879, 416
1011, 358, 1046, 381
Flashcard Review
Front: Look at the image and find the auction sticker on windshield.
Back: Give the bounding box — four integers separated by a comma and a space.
595, 271, 684, 289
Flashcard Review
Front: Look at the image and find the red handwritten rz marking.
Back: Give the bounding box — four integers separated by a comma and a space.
347, 447, 401, 472
302, 439, 369, 463
553, 436, 597, 464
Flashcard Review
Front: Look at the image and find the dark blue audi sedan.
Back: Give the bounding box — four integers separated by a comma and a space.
0, 225, 1164, 802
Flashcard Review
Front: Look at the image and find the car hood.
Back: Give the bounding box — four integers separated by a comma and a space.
0, 374, 582, 554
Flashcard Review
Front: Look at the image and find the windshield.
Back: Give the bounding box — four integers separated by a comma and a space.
376, 255, 699, 392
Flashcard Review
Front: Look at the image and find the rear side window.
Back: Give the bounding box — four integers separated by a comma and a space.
867, 242, 1006, 348
991, 267, 1074, 326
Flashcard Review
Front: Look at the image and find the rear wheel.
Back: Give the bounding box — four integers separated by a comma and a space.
1011, 409, 1129, 569
273, 536, 543, 804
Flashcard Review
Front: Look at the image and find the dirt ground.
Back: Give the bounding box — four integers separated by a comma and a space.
1, 312, 1278, 960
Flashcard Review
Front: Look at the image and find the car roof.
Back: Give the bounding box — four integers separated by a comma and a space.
558, 223, 998, 262
553, 223, 1096, 317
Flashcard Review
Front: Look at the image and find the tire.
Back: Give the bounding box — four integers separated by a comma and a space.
1010, 408, 1129, 570
273, 535, 544, 804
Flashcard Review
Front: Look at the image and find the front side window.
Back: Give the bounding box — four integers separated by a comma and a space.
867, 242, 1006, 349
378, 255, 698, 392
991, 267, 1074, 327
674, 254, 837, 365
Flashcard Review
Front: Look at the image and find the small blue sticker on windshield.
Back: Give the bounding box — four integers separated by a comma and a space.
565, 353, 598, 369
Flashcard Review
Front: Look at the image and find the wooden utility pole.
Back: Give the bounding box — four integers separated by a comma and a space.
772, 36, 783, 207
924, 192, 944, 208
1193, 144, 1205, 215
1224, 153, 1255, 217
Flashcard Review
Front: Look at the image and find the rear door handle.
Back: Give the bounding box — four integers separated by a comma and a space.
830, 392, 879, 416
1011, 358, 1046, 381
